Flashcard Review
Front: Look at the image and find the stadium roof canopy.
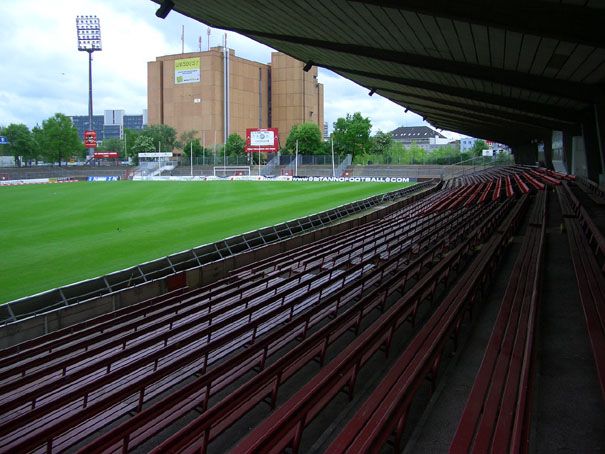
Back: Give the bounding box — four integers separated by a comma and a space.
150, 0, 605, 149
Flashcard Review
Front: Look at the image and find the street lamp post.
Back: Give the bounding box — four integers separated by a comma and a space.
76, 15, 102, 153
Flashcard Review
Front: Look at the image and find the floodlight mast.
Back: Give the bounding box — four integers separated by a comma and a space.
76, 15, 102, 151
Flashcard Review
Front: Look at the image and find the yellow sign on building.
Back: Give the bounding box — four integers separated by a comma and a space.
174, 57, 200, 85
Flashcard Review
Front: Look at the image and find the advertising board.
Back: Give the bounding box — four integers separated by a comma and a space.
138, 152, 173, 158
93, 151, 118, 159
245, 128, 279, 152
174, 57, 200, 85
84, 130, 97, 148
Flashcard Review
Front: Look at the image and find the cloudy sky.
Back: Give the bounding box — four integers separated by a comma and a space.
0, 0, 458, 138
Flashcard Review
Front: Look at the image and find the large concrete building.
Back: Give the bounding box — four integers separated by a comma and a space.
147, 48, 324, 150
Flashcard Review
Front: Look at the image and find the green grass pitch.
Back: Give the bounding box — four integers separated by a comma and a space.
0, 180, 412, 304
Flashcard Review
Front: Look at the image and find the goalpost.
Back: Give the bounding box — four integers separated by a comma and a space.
213, 166, 251, 177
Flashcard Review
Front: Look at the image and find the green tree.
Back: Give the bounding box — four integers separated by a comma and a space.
140, 124, 177, 152
225, 133, 246, 156
131, 135, 155, 163
182, 138, 205, 158
98, 137, 124, 156
332, 112, 372, 158
428, 145, 460, 165
285, 123, 323, 155
35, 113, 83, 165
470, 139, 488, 157
123, 128, 140, 161
177, 130, 198, 151
1, 123, 37, 166
370, 130, 393, 155
408, 142, 427, 164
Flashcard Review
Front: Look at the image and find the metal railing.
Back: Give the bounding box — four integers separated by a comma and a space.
444, 155, 515, 180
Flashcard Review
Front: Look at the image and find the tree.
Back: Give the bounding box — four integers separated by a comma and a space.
428, 145, 460, 165
225, 133, 246, 156
182, 138, 205, 158
285, 123, 323, 155
35, 113, 83, 165
408, 142, 427, 164
123, 128, 140, 161
131, 135, 155, 163
470, 139, 488, 157
332, 112, 372, 158
98, 137, 124, 157
177, 130, 198, 151
1, 123, 37, 166
370, 130, 393, 155
140, 124, 177, 152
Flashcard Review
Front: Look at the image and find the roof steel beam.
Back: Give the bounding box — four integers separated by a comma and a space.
330, 67, 584, 122
402, 99, 551, 137
422, 116, 534, 145
243, 31, 598, 102
379, 88, 579, 132
352, 0, 605, 48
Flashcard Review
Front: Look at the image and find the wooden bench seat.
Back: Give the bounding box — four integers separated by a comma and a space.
564, 216, 605, 401
450, 191, 546, 453
325, 196, 528, 454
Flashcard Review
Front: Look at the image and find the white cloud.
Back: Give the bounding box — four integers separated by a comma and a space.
0, 0, 464, 140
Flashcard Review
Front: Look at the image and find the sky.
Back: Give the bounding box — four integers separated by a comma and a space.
0, 0, 460, 139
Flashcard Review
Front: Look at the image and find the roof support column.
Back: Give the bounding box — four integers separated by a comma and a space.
562, 131, 574, 175
581, 103, 605, 183
543, 134, 554, 171
593, 96, 605, 184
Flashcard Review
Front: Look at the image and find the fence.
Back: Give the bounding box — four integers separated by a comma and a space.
446, 155, 515, 180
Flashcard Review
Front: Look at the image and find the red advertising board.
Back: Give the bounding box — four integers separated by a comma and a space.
84, 130, 97, 148
93, 151, 119, 159
245, 128, 278, 153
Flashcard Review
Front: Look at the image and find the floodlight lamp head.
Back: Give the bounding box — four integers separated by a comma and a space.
303, 60, 313, 72
156, 0, 175, 19
76, 15, 102, 52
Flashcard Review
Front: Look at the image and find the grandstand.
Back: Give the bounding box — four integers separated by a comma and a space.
0, 164, 603, 454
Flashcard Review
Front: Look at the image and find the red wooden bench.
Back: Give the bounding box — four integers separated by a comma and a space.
0, 192, 456, 454
564, 216, 605, 401
222, 198, 525, 454
323, 196, 528, 454
578, 206, 605, 273
492, 178, 502, 201
450, 190, 546, 453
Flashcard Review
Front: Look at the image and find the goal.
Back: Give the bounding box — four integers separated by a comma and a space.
213, 166, 251, 177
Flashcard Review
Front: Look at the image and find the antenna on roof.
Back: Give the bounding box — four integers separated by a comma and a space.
207, 27, 211, 51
